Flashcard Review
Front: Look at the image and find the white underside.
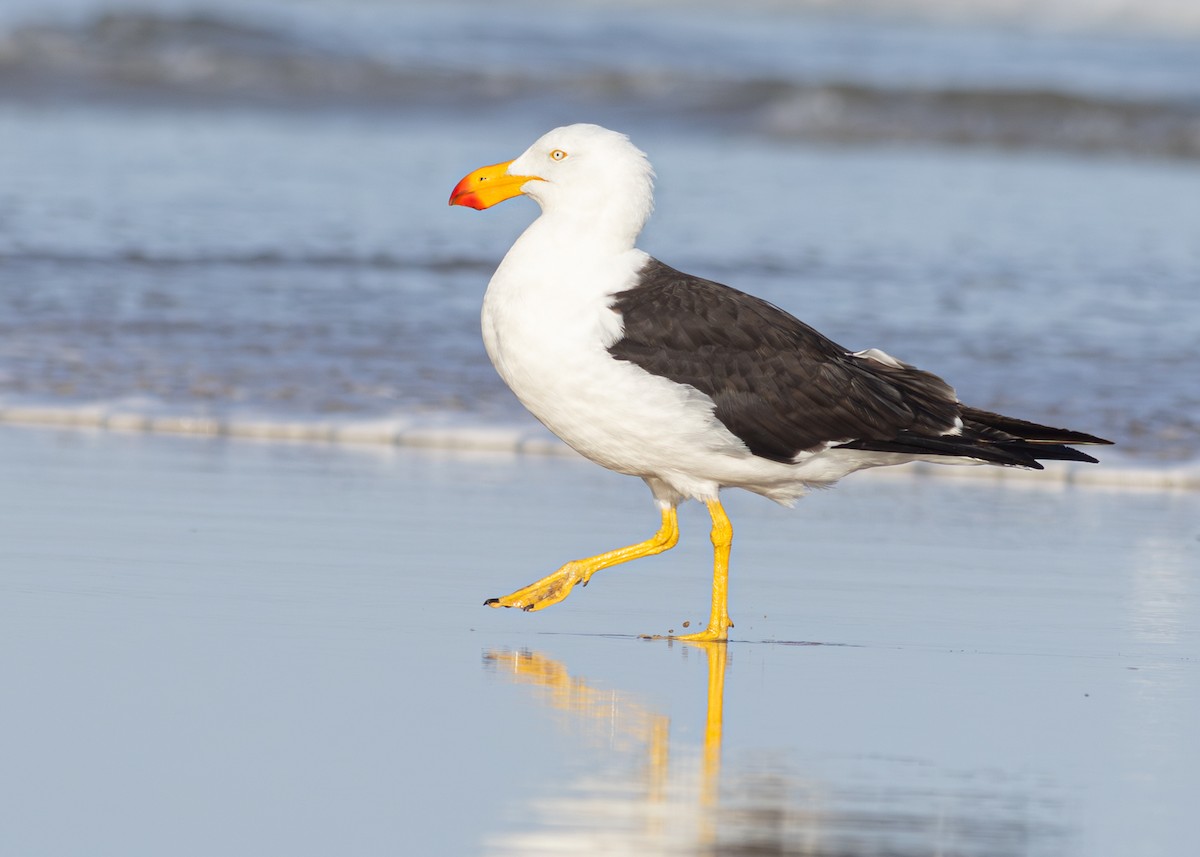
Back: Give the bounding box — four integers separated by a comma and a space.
480, 219, 960, 508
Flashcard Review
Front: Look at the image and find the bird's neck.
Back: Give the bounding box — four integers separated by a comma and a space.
493, 213, 648, 307
521, 210, 641, 260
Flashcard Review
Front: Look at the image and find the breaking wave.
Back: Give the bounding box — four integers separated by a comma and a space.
0, 399, 1195, 492
758, 84, 1200, 160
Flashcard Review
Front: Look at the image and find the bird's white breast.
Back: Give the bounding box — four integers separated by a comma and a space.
481, 226, 748, 482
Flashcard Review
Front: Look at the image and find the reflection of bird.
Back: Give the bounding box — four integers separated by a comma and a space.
483, 648, 1064, 856
484, 646, 726, 851
450, 123, 1111, 642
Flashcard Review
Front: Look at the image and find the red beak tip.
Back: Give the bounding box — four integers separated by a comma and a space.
450, 192, 484, 210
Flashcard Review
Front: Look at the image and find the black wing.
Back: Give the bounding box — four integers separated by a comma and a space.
608, 259, 1110, 467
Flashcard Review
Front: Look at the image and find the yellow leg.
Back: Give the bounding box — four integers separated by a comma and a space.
671, 499, 734, 643
486, 506, 679, 612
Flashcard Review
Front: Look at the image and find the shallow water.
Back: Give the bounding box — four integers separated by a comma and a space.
1, 427, 1197, 856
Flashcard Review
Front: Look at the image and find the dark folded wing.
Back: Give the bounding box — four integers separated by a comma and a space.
608, 259, 962, 463
608, 259, 1111, 467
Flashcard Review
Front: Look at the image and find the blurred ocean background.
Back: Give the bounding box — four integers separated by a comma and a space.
1, 0, 1198, 475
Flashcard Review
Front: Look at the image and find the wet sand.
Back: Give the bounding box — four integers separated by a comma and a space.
1, 426, 1196, 856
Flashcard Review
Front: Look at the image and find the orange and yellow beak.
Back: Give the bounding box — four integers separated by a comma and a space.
448, 160, 541, 210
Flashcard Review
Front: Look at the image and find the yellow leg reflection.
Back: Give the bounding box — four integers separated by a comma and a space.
484, 644, 728, 853
482, 649, 669, 752
698, 641, 726, 802
485, 505, 679, 612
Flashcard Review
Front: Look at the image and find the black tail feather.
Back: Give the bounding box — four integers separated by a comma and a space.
836, 434, 1045, 468
1009, 443, 1100, 464
959, 406, 1113, 447
835, 406, 1111, 468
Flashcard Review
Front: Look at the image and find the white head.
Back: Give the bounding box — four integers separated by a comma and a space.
450, 124, 655, 249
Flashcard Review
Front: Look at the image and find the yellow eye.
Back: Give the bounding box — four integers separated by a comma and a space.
550, 149, 568, 161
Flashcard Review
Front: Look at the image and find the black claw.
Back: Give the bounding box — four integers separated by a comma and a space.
522, 604, 534, 612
